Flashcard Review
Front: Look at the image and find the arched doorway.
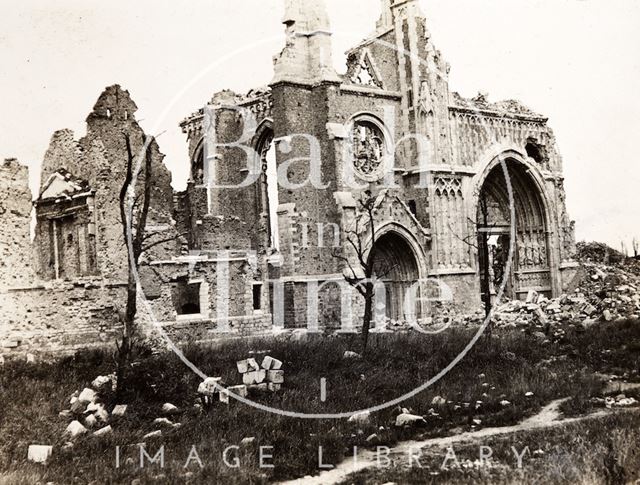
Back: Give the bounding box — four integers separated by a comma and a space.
476, 159, 551, 304
370, 232, 420, 322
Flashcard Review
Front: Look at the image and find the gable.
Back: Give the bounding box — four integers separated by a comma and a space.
347, 48, 384, 89
39, 171, 90, 201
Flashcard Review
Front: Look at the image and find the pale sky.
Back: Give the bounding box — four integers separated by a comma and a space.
1, 0, 639, 251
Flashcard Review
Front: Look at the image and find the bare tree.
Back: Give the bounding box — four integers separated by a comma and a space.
332, 190, 381, 353
633, 237, 639, 259
115, 133, 185, 399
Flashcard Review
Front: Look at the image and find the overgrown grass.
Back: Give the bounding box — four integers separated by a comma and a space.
341, 411, 640, 484
1, 320, 639, 483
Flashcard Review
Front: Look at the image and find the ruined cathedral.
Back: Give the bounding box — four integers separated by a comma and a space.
0, 0, 578, 353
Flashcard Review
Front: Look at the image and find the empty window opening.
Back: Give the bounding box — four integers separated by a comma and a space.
408, 200, 417, 216
172, 280, 202, 316
525, 139, 546, 164
253, 284, 262, 310
258, 133, 280, 250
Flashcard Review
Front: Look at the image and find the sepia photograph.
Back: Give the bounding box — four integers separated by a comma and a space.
1, 0, 639, 483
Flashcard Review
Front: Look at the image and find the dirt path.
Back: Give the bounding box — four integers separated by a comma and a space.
279, 398, 637, 485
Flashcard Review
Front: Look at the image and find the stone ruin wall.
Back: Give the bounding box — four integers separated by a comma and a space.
0, 159, 34, 289
0, 86, 268, 356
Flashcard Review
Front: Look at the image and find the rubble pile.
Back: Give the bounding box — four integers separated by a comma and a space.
491, 259, 640, 331
197, 355, 284, 407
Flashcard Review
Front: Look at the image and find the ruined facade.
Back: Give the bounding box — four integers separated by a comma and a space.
179, 0, 578, 328
0, 0, 578, 353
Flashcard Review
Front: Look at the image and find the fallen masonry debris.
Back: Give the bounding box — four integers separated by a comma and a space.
197, 355, 285, 408
27, 445, 53, 464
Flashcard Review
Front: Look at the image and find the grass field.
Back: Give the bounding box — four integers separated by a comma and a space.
1, 319, 639, 484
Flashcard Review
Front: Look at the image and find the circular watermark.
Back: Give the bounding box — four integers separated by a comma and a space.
123, 19, 519, 419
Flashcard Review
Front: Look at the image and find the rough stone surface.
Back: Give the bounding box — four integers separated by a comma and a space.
65, 420, 88, 437
27, 445, 53, 464
2, 2, 580, 350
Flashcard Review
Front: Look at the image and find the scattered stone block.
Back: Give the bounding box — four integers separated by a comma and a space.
533, 307, 548, 324
153, 418, 174, 427
27, 445, 52, 464
112, 404, 128, 417
267, 383, 282, 392
395, 413, 426, 427
84, 402, 101, 414
59, 410, 73, 419
94, 406, 109, 423
236, 358, 260, 374
91, 375, 111, 390
70, 399, 85, 415
348, 410, 370, 424
603, 310, 613, 322
240, 437, 256, 446
343, 351, 361, 359
243, 370, 266, 385
26, 353, 35, 364
261, 356, 283, 370
198, 377, 223, 396
228, 385, 249, 398
65, 420, 88, 437
84, 414, 97, 428
2, 341, 19, 349
143, 430, 162, 439
249, 383, 269, 392
162, 403, 179, 415
431, 396, 446, 407
266, 370, 284, 384
500, 400, 511, 407
78, 388, 98, 404
365, 433, 379, 444
93, 425, 112, 437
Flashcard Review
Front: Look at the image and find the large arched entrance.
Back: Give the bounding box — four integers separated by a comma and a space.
476, 159, 551, 304
370, 232, 420, 322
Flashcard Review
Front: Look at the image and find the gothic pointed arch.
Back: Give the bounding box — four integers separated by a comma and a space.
474, 154, 556, 302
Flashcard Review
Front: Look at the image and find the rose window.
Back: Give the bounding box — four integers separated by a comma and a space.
350, 121, 385, 178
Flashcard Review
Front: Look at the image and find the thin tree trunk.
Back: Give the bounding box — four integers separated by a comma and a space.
361, 283, 373, 352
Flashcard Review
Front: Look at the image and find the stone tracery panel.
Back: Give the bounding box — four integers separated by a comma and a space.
433, 176, 470, 270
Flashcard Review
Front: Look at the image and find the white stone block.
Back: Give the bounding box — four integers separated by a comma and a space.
395, 413, 426, 427
27, 445, 52, 463
266, 370, 284, 384
111, 404, 127, 416
84, 414, 97, 428
348, 411, 370, 424
162, 403, 179, 415
93, 425, 112, 437
236, 358, 260, 373
65, 420, 88, 437
91, 375, 111, 390
153, 417, 174, 427
78, 388, 97, 404
198, 377, 223, 396
243, 370, 266, 385
261, 356, 283, 370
